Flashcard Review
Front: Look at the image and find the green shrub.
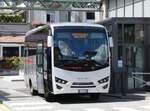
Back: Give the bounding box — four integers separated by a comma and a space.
0, 57, 23, 70
0, 14, 25, 23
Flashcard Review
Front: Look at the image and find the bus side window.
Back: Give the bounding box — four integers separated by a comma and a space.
47, 47, 52, 74
36, 42, 44, 67
24, 48, 28, 57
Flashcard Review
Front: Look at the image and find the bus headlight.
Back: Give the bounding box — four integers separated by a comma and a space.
55, 77, 68, 84
98, 76, 109, 84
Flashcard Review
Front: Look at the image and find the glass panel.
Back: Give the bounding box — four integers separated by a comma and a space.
105, 25, 112, 37
54, 27, 109, 71
28, 49, 36, 56
125, 47, 134, 68
124, 24, 135, 43
125, 46, 144, 90
135, 24, 144, 43
118, 45, 123, 59
134, 0, 142, 2
135, 47, 143, 70
125, 0, 133, 5
86, 12, 95, 20
47, 14, 50, 22
37, 43, 42, 51
21, 46, 24, 57
109, 0, 116, 10
124, 24, 144, 44
117, 0, 124, 7
37, 54, 43, 66
37, 43, 43, 67
118, 24, 123, 43
3, 47, 19, 57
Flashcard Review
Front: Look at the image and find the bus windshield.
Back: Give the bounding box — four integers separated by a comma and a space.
53, 26, 109, 71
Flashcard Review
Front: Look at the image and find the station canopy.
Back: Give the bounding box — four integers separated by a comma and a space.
0, 0, 103, 11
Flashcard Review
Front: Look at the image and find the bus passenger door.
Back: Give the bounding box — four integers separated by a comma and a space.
36, 42, 44, 93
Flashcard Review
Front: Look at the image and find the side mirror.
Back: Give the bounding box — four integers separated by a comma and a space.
47, 36, 54, 47
109, 37, 113, 47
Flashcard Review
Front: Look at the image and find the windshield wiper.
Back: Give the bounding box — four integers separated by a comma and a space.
56, 59, 109, 69
93, 60, 109, 67
56, 59, 79, 67
84, 51, 97, 59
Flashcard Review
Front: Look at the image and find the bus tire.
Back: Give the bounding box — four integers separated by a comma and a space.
44, 93, 55, 102
29, 80, 38, 95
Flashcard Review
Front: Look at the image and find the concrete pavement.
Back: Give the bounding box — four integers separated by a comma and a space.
0, 104, 10, 111
0, 76, 150, 111
2, 97, 150, 111
0, 74, 24, 82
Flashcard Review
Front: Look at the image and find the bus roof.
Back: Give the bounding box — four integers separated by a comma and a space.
25, 23, 105, 37
25, 24, 49, 37
50, 22, 105, 29
25, 23, 106, 47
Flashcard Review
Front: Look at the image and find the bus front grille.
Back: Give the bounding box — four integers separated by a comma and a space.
72, 82, 94, 85
71, 82, 95, 88
71, 86, 96, 88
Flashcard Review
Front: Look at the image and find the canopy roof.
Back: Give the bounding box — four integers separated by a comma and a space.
0, 35, 25, 43
0, 0, 103, 11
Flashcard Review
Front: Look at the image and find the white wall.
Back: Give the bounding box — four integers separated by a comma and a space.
82, 12, 86, 22
108, 0, 146, 18
144, 0, 150, 17
109, 10, 116, 17
59, 11, 69, 22
71, 11, 78, 22
27, 9, 102, 23
33, 11, 47, 23
134, 2, 142, 17
54, 11, 60, 23
95, 12, 101, 22
117, 8, 124, 17
125, 5, 133, 17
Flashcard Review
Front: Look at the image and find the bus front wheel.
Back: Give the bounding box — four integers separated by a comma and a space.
29, 80, 38, 95
44, 93, 55, 102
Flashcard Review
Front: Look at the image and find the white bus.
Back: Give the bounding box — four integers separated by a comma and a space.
24, 23, 111, 101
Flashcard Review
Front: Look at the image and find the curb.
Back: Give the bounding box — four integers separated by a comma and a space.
1, 76, 24, 82
101, 94, 123, 99
101, 93, 150, 100
11, 79, 24, 82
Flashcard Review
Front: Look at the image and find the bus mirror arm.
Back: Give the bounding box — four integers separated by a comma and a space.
47, 36, 54, 47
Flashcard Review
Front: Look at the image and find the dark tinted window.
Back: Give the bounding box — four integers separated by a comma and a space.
47, 14, 50, 22
28, 49, 36, 56
124, 24, 135, 43
3, 47, 19, 57
86, 12, 95, 20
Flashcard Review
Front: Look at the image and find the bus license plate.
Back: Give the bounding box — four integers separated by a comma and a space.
78, 89, 88, 93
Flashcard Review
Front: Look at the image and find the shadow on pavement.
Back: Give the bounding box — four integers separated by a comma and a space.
0, 90, 10, 101
0, 79, 149, 104
44, 92, 148, 104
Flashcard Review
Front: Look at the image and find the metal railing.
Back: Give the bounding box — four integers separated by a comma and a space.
132, 72, 150, 87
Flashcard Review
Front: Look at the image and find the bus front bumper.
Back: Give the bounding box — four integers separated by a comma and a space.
53, 82, 109, 95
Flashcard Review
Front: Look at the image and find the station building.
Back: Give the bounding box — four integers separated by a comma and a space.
98, 18, 150, 93
97, 0, 150, 93
105, 0, 150, 18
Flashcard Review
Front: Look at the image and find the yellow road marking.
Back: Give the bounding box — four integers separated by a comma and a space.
0, 104, 11, 111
